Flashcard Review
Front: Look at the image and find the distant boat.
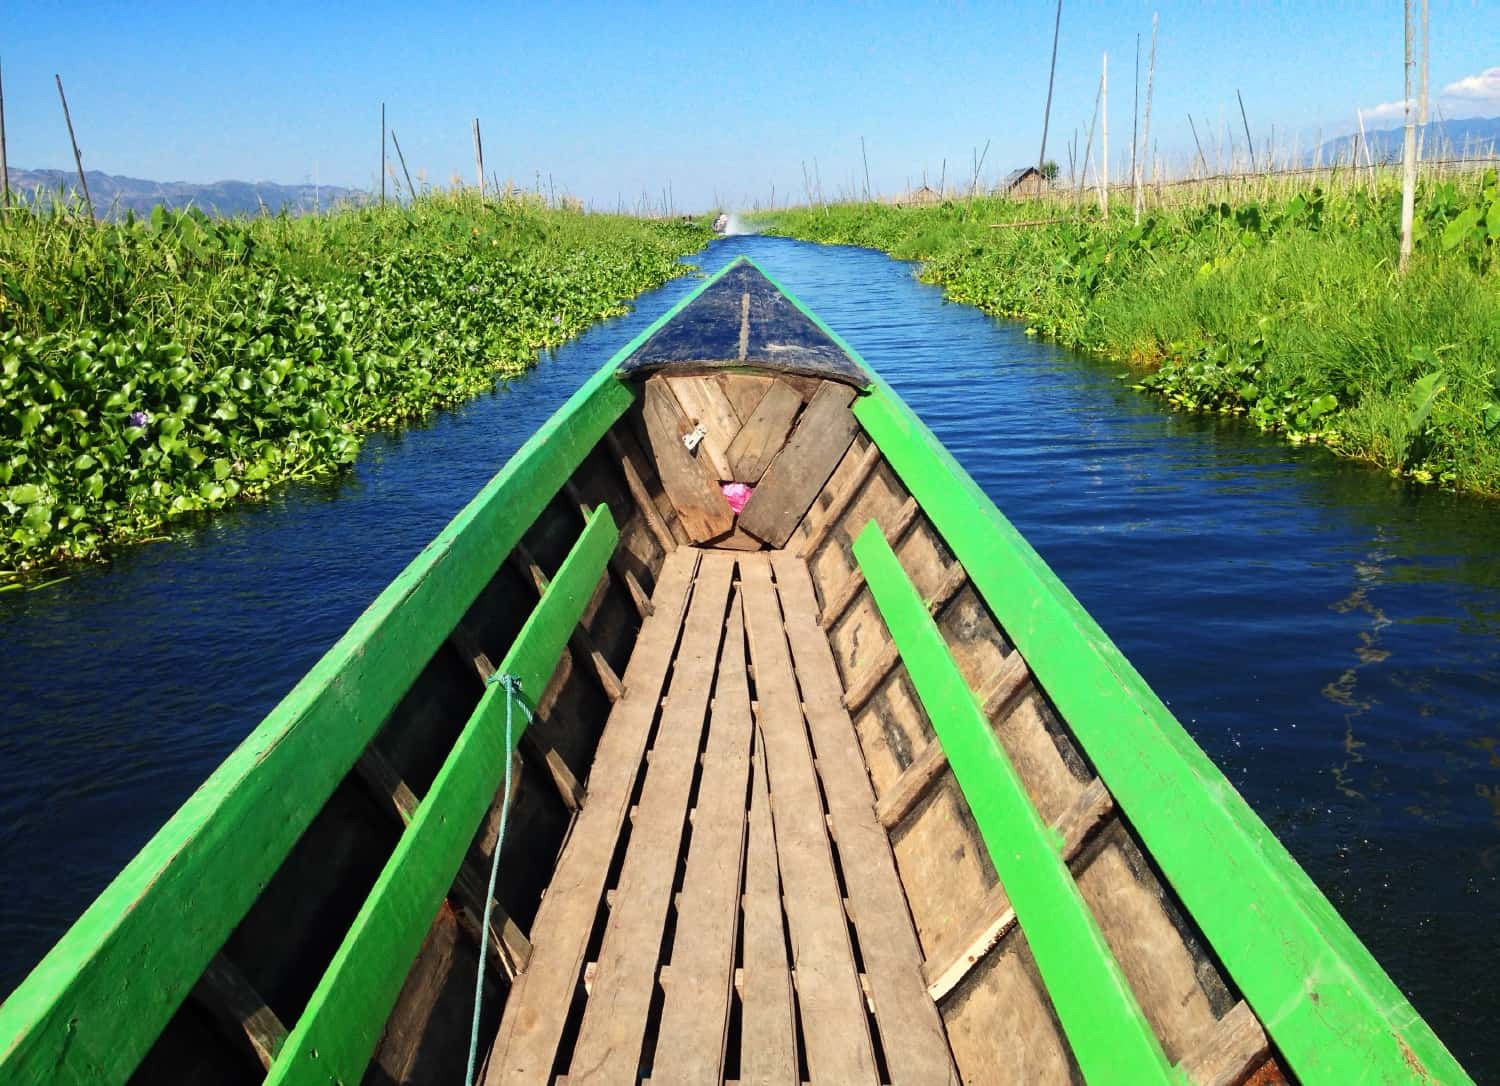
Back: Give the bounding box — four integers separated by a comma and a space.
712, 212, 729, 234
0, 257, 1470, 1085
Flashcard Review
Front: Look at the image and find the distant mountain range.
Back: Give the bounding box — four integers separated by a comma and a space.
1311, 116, 1500, 165
6, 168, 369, 219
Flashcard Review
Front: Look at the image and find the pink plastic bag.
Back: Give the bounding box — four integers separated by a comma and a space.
721, 482, 753, 514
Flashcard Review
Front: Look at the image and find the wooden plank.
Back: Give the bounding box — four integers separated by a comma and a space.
604, 429, 677, 554
568, 555, 735, 1085
667, 375, 740, 480
353, 745, 533, 978
725, 380, 803, 484
446, 630, 588, 813
819, 496, 921, 628
924, 777, 1115, 1001
188, 953, 288, 1071
771, 554, 959, 1085
797, 441, 883, 558
485, 550, 700, 1085
842, 561, 967, 714
714, 525, 765, 552
739, 555, 878, 1085
716, 372, 773, 422
649, 593, 754, 1083
876, 650, 1032, 829
640, 380, 734, 542
875, 738, 949, 830
0, 370, 634, 1086
852, 523, 1175, 1082
855, 383, 1470, 1083
1177, 1002, 1271, 1086
739, 382, 859, 547
267, 506, 620, 1086
563, 478, 654, 619
739, 731, 797, 1086
508, 545, 625, 703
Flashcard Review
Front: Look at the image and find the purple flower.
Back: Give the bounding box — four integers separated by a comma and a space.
553, 315, 562, 326
128, 410, 151, 430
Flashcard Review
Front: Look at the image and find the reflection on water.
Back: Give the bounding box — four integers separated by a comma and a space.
2, 236, 1499, 1075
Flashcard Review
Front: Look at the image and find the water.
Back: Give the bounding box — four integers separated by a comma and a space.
3, 236, 1498, 1075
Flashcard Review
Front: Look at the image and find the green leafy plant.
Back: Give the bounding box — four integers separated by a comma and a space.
0, 193, 710, 578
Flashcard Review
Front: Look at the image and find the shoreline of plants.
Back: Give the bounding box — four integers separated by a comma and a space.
0, 193, 711, 580
764, 172, 1500, 494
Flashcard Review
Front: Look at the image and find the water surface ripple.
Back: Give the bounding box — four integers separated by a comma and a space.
3, 236, 1497, 1075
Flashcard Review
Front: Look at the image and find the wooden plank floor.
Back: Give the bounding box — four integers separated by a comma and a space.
489, 551, 956, 1085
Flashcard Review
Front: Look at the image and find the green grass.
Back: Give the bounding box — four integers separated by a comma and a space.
0, 192, 710, 578
764, 171, 1500, 493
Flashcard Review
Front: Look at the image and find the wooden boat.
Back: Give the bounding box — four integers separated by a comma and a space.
0, 257, 1469, 1086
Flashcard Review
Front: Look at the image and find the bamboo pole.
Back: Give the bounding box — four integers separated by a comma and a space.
1130, 34, 1140, 205
1416, 0, 1428, 162
0, 57, 9, 210
1399, 0, 1417, 273
1099, 52, 1109, 215
1079, 73, 1102, 208
472, 118, 485, 198
1038, 0, 1063, 177
1357, 108, 1375, 194
1418, 0, 1429, 160
380, 103, 386, 206
1135, 13, 1157, 223
861, 135, 870, 200
390, 129, 416, 203
54, 74, 94, 222
1236, 89, 1256, 170
1188, 115, 1208, 177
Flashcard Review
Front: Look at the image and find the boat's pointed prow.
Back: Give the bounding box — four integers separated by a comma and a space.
619, 258, 870, 387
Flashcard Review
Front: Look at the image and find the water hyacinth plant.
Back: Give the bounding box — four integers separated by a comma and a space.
766, 169, 1500, 494
0, 192, 710, 578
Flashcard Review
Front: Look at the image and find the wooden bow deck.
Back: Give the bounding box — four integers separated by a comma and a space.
487, 550, 957, 1085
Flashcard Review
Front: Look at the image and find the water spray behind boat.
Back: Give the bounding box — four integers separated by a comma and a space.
712, 212, 757, 236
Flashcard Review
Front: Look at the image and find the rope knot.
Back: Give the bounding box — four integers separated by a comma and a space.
487, 671, 524, 698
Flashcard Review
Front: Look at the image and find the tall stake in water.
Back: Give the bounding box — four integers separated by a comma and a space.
1130, 34, 1140, 205
1399, 0, 1417, 274
1134, 13, 1157, 224
54, 74, 93, 223
1236, 89, 1256, 171
0, 57, 9, 210
1418, 0, 1429, 160
1188, 114, 1208, 178
1079, 73, 1102, 210
391, 129, 416, 202
473, 118, 486, 198
1099, 52, 1109, 215
1037, 0, 1063, 179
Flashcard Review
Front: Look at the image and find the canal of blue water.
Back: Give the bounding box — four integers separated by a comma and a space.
3, 235, 1497, 1075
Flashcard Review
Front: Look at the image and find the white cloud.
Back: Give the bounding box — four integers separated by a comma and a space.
1361, 99, 1409, 123
1442, 66, 1500, 101
1358, 66, 1500, 128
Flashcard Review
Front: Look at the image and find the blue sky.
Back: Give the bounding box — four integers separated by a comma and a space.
3, 1, 1497, 211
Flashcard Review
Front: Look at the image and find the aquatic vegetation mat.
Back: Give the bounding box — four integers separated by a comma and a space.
0, 194, 709, 576
766, 170, 1500, 495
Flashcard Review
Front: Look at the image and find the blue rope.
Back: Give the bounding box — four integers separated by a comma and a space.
465, 672, 529, 1086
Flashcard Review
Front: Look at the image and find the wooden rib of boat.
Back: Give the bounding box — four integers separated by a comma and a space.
0, 257, 1470, 1086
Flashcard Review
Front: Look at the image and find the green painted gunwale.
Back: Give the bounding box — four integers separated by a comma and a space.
270, 504, 619, 1086
0, 257, 737, 1085
747, 256, 1468, 1085
855, 522, 1177, 1084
